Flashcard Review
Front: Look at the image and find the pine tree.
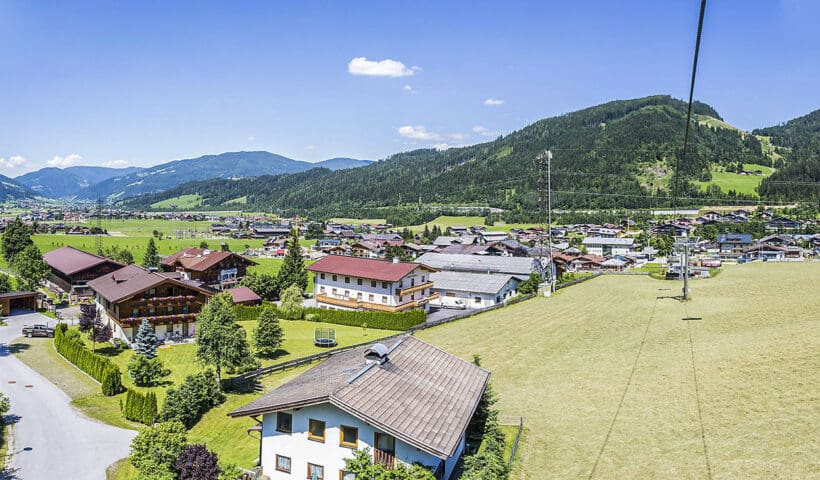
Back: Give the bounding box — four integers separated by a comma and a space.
275, 229, 307, 295
143, 238, 160, 268
133, 319, 159, 358
253, 306, 284, 357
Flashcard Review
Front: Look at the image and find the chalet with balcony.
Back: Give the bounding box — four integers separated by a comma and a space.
307, 256, 437, 313
229, 336, 489, 480
161, 246, 257, 291
717, 233, 753, 259
88, 264, 214, 342
43, 246, 124, 297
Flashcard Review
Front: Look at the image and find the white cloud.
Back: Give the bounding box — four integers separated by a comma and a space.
348, 57, 415, 77
102, 160, 130, 168
433, 143, 465, 151
398, 125, 441, 141
47, 153, 82, 168
403, 84, 415, 93
0, 155, 28, 169
472, 125, 497, 137
484, 98, 505, 106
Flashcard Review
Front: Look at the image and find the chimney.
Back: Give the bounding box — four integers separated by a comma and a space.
364, 343, 390, 365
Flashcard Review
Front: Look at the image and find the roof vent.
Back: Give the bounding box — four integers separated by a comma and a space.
392, 257, 400, 264
364, 343, 390, 365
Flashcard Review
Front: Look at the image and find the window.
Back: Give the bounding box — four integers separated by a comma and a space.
371, 280, 376, 287
132, 308, 139, 317
357, 278, 363, 286
399, 296, 403, 302
166, 325, 172, 333
332, 275, 337, 282
332, 288, 337, 295
320, 286, 326, 293
475, 296, 482, 303
275, 454, 291, 473
340, 471, 356, 480
308, 419, 325, 442
381, 282, 388, 289
421, 276, 425, 283
167, 306, 174, 314
381, 296, 388, 304
276, 412, 292, 433
340, 425, 358, 448
149, 307, 156, 315
320, 273, 325, 280
307, 463, 324, 479
344, 276, 350, 284
368, 294, 374, 301
148, 288, 155, 296
344, 290, 350, 297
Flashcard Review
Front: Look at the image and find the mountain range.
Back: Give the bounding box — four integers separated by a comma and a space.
13, 153, 372, 200
125, 95, 818, 219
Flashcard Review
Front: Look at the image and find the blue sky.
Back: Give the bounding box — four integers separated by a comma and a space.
1, 0, 818, 174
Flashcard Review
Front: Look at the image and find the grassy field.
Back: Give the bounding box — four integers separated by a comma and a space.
149, 194, 204, 209
417, 262, 820, 479
328, 217, 387, 225
695, 163, 774, 197
408, 215, 537, 233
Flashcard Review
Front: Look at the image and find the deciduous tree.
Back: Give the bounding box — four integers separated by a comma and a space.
12, 244, 50, 292
129, 421, 188, 480
1, 217, 33, 265
174, 444, 221, 480
195, 293, 253, 389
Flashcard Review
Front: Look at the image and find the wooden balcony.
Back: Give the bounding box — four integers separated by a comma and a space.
396, 281, 433, 297
315, 293, 437, 313
374, 449, 395, 469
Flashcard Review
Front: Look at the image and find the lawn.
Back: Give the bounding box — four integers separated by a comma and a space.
416, 262, 820, 479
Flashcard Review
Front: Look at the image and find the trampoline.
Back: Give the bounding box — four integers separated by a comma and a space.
314, 327, 337, 347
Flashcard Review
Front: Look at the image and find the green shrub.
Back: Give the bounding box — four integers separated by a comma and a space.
54, 326, 124, 396
160, 370, 223, 428
234, 305, 425, 331
123, 388, 158, 425
304, 313, 320, 322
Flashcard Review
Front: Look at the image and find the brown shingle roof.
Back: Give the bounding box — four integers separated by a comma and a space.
161, 248, 256, 271
306, 256, 434, 282
43, 246, 123, 276
227, 286, 261, 304
229, 336, 489, 459
88, 264, 213, 303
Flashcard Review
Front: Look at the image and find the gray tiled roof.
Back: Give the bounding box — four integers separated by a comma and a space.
430, 271, 517, 295
416, 252, 542, 277
229, 336, 489, 459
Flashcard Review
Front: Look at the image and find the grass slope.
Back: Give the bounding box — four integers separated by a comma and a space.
416, 263, 819, 479
695, 164, 775, 197
149, 194, 203, 209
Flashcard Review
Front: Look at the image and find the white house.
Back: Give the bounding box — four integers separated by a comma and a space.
229, 337, 489, 480
306, 256, 438, 312
415, 253, 545, 280
430, 271, 520, 309
581, 237, 634, 256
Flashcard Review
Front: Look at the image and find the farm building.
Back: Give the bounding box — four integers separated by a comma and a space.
42, 246, 124, 298
307, 256, 437, 312
415, 252, 545, 280
229, 336, 489, 480
88, 264, 214, 342
161, 246, 257, 291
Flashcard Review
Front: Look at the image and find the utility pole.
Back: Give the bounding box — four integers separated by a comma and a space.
95, 197, 104, 255
674, 234, 699, 300
547, 150, 555, 292
536, 149, 556, 292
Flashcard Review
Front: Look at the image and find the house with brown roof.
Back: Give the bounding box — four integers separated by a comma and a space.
229, 336, 488, 480
43, 246, 124, 297
88, 264, 214, 342
227, 286, 262, 306
307, 256, 437, 312
161, 246, 257, 291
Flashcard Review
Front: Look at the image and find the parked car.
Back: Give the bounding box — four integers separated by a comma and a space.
440, 300, 467, 310
22, 324, 55, 338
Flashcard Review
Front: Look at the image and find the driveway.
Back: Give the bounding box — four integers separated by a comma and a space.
0, 312, 136, 480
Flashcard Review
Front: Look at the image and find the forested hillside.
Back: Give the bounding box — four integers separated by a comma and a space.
125, 95, 787, 220
755, 109, 820, 201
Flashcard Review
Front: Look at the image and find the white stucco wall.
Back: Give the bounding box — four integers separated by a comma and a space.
312, 268, 432, 311
260, 403, 454, 479
433, 279, 519, 309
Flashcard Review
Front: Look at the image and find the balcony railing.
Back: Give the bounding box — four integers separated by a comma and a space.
396, 281, 433, 297
120, 313, 198, 326
374, 449, 395, 469
135, 295, 198, 305
315, 293, 437, 313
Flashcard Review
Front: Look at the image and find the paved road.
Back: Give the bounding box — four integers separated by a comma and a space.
0, 312, 136, 480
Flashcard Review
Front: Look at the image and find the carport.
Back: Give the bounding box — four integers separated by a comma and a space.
0, 291, 39, 315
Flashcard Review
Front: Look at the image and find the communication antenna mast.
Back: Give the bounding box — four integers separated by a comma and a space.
536, 150, 556, 291
95, 197, 104, 255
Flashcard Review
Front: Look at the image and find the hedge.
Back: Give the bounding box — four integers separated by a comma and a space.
54, 325, 124, 396
122, 389, 157, 425
233, 304, 425, 331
